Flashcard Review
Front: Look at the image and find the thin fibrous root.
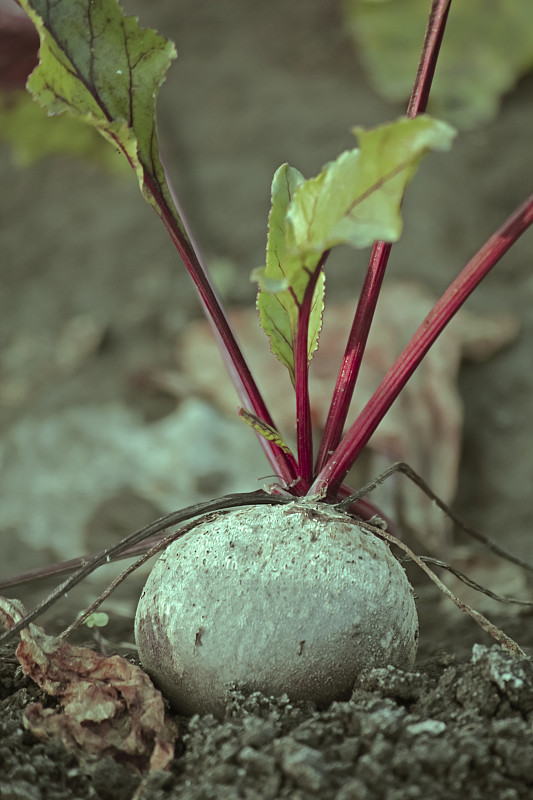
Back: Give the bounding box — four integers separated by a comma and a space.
0, 490, 291, 644
336, 461, 533, 574
60, 511, 224, 639
357, 517, 527, 657
419, 556, 533, 607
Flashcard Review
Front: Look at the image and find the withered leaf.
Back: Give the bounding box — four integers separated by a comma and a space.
0, 596, 176, 774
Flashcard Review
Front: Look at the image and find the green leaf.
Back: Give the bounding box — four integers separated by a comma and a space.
256, 164, 326, 383
238, 408, 294, 456
84, 612, 109, 629
342, 0, 533, 130
256, 117, 454, 384
18, 0, 188, 239
287, 116, 455, 256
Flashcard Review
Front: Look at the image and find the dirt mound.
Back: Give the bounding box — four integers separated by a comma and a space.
2, 640, 533, 800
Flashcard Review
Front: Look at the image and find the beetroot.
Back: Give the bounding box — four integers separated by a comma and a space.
135, 503, 417, 716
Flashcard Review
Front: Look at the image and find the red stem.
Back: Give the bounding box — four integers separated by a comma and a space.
294, 253, 329, 482
315, 241, 391, 471
406, 0, 452, 118
315, 0, 452, 473
311, 193, 533, 495
144, 171, 305, 492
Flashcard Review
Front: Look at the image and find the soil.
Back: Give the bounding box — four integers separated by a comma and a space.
2, 606, 533, 800
1, 1, 533, 798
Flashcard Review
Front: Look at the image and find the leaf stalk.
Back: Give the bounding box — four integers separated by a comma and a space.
316, 0, 452, 473
144, 171, 305, 491
312, 193, 533, 495
295, 252, 330, 482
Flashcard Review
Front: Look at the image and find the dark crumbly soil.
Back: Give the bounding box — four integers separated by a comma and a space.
2, 606, 533, 800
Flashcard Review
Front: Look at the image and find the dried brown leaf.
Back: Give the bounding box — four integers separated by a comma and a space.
0, 596, 176, 774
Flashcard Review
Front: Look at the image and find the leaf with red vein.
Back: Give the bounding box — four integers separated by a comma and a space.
288, 116, 455, 256
255, 163, 325, 385
18, 0, 186, 239
255, 118, 454, 386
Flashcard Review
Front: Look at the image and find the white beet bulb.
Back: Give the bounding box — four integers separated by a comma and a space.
135, 502, 418, 716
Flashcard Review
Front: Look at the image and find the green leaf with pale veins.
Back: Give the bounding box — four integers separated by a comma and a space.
287, 116, 455, 257
18, 0, 188, 240
256, 117, 454, 383
256, 164, 326, 384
